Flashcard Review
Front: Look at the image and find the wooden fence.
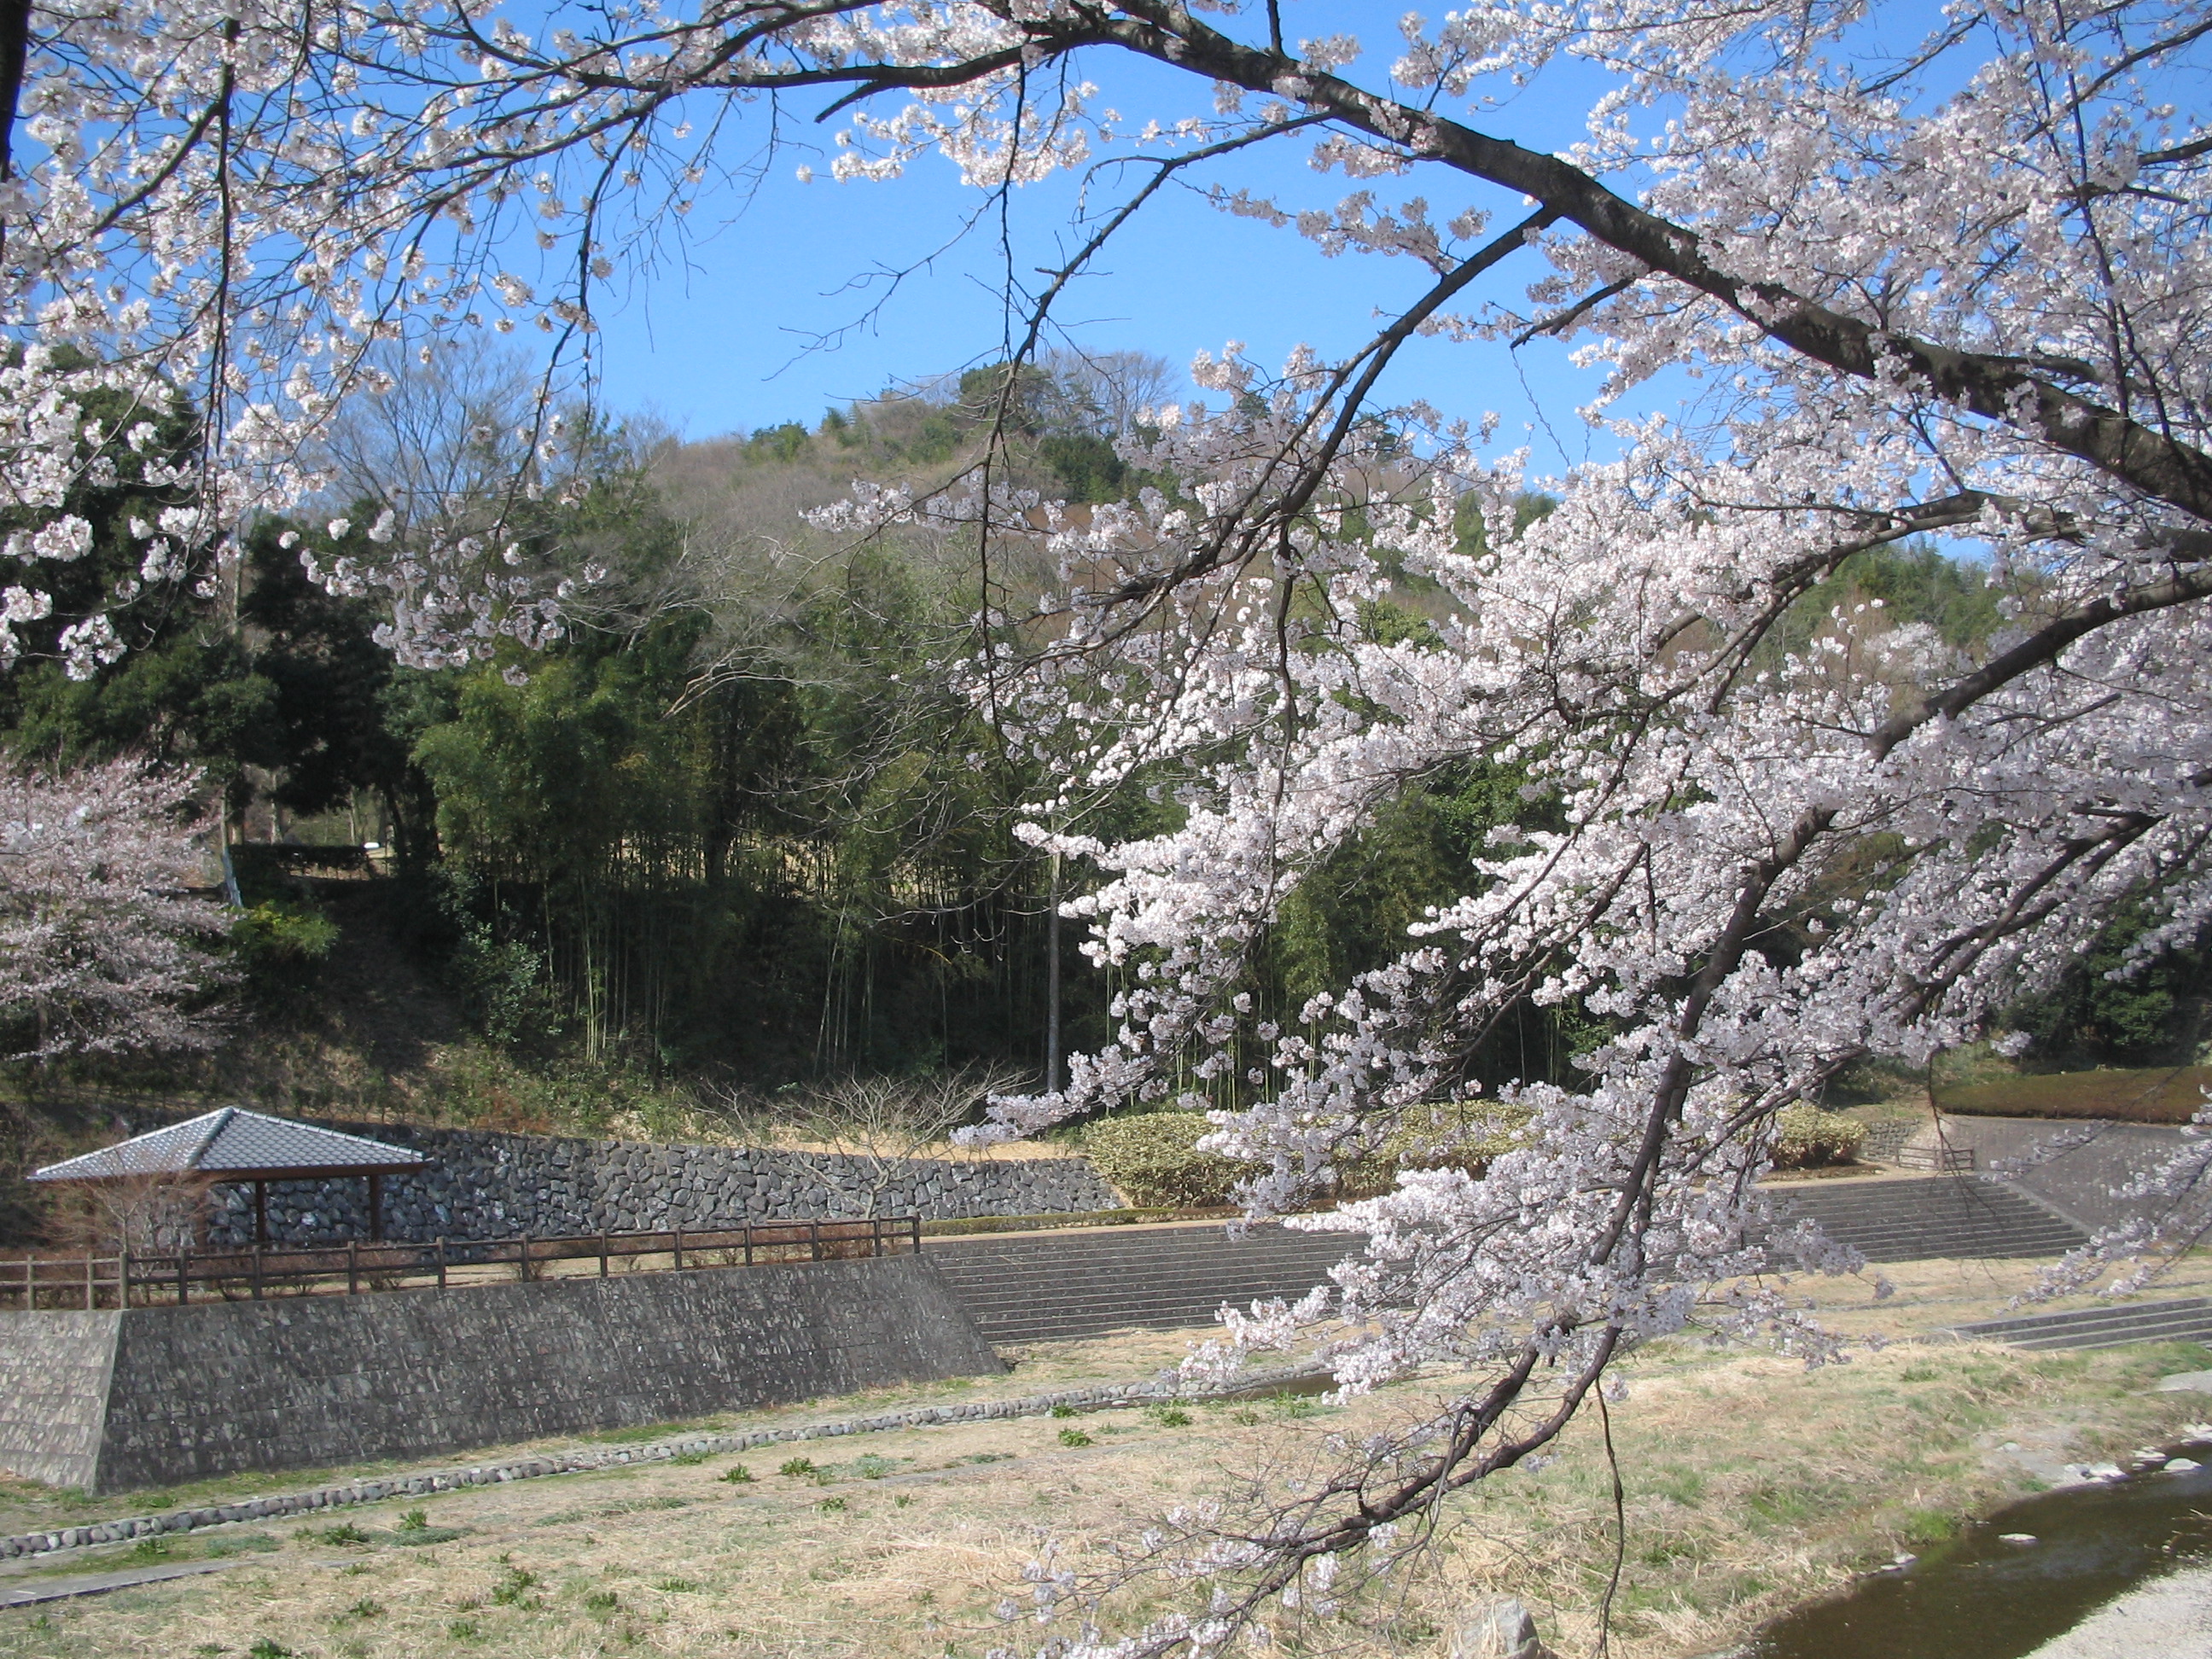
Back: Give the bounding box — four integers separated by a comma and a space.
0, 1216, 923, 1311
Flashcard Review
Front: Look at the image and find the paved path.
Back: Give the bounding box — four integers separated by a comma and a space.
0, 1558, 237, 1608
2022, 1562, 2212, 1657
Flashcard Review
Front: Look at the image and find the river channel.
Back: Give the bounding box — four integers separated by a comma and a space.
1746, 1435, 2212, 1659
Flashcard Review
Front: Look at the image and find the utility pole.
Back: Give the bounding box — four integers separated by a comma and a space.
1045, 849, 1062, 1095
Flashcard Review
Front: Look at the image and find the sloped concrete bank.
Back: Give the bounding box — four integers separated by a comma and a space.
1906, 1115, 2192, 1234
0, 1254, 997, 1495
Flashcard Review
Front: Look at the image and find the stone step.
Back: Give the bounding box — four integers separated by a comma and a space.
924, 1238, 1336, 1265
933, 1254, 1348, 1294
930, 1179, 2095, 1348
1769, 1179, 2087, 1264
928, 1225, 1353, 1343
1953, 1296, 2211, 1337
947, 1272, 1335, 1301
1953, 1296, 2212, 1351
2006, 1318, 2212, 1352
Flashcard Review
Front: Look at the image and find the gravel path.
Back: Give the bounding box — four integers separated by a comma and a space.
2023, 1563, 2212, 1658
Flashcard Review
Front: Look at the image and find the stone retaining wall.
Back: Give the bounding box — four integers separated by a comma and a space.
1860, 1117, 1918, 1164
201, 1122, 1121, 1247
0, 1361, 1327, 1562
0, 1254, 999, 1493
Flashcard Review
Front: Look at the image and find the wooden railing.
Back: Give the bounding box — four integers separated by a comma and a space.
0, 1216, 923, 1311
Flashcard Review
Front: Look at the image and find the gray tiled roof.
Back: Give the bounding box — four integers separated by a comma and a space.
29, 1108, 426, 1183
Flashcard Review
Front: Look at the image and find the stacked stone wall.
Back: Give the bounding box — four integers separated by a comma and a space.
201, 1123, 1121, 1247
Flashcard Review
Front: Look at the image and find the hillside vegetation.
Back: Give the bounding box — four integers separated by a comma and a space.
4, 350, 2209, 1246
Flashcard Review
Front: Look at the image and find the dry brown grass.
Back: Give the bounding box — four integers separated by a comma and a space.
6, 1262, 2212, 1659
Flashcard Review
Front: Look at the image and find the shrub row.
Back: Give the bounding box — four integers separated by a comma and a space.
1084, 1100, 1876, 1199
1771, 1104, 1867, 1168
1936, 1064, 2212, 1124
1081, 1102, 1534, 1208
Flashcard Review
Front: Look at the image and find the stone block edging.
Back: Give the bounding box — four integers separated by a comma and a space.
0, 1364, 1325, 1563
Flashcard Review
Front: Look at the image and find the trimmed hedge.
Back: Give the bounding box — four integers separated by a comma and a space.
1336, 1100, 1534, 1200
1083, 1103, 1869, 1197
1081, 1114, 1243, 1208
1772, 1104, 1866, 1169
1082, 1102, 1535, 1208
1936, 1064, 2212, 1124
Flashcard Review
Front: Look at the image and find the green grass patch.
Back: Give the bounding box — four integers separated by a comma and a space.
203, 1532, 280, 1558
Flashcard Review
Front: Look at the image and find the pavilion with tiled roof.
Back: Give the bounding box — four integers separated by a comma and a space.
29, 1107, 426, 1242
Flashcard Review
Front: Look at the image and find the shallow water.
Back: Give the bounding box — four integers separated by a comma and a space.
1214, 1370, 1338, 1402
1747, 1441, 2212, 1659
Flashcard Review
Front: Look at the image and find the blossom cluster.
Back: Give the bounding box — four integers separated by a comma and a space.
0, 760, 230, 1059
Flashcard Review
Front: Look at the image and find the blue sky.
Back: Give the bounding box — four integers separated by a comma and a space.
582, 15, 1636, 469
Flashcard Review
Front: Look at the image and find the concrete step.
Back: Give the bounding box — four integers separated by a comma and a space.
930, 1178, 2093, 1349
1952, 1296, 2210, 1336
1953, 1296, 2212, 1351
2007, 1319, 2212, 1352
1768, 1179, 2087, 1264
927, 1224, 1353, 1344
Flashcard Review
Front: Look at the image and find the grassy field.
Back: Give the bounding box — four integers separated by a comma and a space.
4, 1257, 2212, 1659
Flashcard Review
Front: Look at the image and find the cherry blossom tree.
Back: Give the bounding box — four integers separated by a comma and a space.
0, 759, 230, 1060
6, 0, 2212, 1645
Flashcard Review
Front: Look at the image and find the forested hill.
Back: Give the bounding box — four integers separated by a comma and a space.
2, 350, 2203, 1165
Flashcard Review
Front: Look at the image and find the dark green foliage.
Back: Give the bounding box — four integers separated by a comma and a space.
4, 361, 2151, 1125
749, 422, 812, 463
230, 900, 342, 1002
239, 518, 428, 837
1256, 760, 1598, 1092
1082, 1114, 1241, 1207
1837, 542, 2005, 648
2007, 901, 2212, 1068
1763, 539, 2006, 666
1039, 434, 1127, 503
